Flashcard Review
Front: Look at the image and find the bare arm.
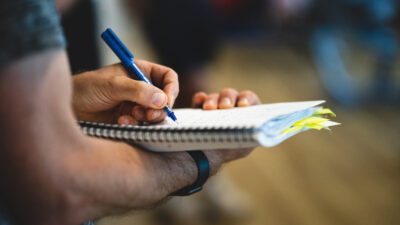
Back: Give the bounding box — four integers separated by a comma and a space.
0, 50, 198, 224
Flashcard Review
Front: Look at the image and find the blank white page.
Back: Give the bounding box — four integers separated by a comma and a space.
151, 100, 324, 129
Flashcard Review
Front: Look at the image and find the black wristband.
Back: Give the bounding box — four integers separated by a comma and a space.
171, 151, 210, 196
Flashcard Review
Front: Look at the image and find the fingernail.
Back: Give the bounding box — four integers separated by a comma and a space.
151, 93, 166, 107
238, 98, 249, 107
220, 98, 231, 107
204, 100, 216, 110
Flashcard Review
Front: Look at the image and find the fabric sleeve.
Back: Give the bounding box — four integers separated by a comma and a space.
0, 0, 66, 68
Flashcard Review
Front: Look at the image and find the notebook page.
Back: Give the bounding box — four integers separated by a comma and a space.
153, 100, 325, 129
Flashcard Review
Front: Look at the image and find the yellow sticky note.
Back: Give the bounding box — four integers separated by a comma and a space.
281, 108, 338, 135
313, 108, 336, 117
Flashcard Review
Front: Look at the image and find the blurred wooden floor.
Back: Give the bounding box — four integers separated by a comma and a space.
99, 43, 400, 225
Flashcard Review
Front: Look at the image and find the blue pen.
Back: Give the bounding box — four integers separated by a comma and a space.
101, 28, 177, 122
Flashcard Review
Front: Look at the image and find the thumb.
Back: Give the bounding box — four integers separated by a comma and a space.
111, 76, 168, 109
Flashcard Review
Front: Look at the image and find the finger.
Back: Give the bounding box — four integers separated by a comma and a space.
134, 59, 176, 87
145, 109, 166, 123
159, 69, 179, 107
237, 90, 261, 107
117, 115, 139, 125
116, 99, 137, 125
118, 102, 134, 115
134, 60, 179, 107
132, 106, 166, 123
191, 92, 208, 108
111, 76, 168, 109
218, 88, 238, 109
203, 93, 219, 110
132, 105, 146, 121
163, 82, 179, 107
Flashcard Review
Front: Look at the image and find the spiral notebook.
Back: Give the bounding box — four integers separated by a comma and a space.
79, 100, 339, 152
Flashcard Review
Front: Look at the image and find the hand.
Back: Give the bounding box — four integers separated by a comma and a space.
72, 60, 179, 125
192, 88, 261, 109
189, 88, 261, 173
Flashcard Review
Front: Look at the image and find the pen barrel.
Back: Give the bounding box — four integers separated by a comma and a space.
129, 63, 152, 84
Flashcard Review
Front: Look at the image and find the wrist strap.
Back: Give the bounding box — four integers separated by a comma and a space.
171, 151, 210, 196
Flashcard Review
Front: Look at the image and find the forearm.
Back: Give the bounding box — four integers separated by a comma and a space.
0, 128, 197, 224
70, 138, 198, 213
0, 50, 198, 224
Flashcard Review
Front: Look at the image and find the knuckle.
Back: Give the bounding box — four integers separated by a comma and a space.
168, 68, 179, 79
134, 59, 143, 64
208, 93, 219, 101
132, 82, 146, 99
240, 90, 254, 97
221, 88, 238, 95
194, 91, 206, 98
108, 75, 122, 91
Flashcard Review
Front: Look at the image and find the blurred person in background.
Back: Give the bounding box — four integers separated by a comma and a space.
308, 0, 399, 106
133, 0, 400, 107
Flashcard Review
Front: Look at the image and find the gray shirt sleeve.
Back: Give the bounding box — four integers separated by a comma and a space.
0, 0, 66, 68
0, 0, 65, 223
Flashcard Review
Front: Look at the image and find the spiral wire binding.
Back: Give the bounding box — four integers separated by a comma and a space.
79, 121, 255, 145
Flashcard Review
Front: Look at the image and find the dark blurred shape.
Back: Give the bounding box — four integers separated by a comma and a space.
62, 0, 100, 73
140, 0, 266, 73
309, 0, 399, 106
141, 0, 219, 74
137, 0, 269, 107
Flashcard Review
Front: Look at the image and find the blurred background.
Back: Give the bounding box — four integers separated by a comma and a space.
60, 0, 400, 224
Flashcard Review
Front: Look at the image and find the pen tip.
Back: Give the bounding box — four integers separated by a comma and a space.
169, 112, 177, 122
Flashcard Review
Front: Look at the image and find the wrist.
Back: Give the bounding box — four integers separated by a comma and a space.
160, 152, 198, 194
171, 151, 210, 196
203, 151, 223, 176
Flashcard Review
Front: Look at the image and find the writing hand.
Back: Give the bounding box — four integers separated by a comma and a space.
72, 60, 179, 125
